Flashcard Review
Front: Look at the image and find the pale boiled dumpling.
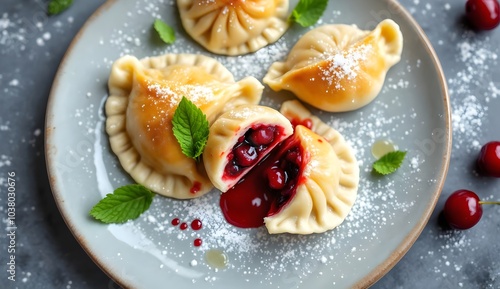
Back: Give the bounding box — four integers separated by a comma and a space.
106, 54, 263, 199
203, 105, 293, 192
177, 0, 289, 55
264, 19, 403, 112
264, 100, 359, 234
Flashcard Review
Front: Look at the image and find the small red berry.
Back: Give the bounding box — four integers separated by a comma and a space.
224, 162, 240, 176
249, 126, 275, 146
476, 141, 500, 177
266, 167, 287, 190
465, 0, 500, 30
285, 148, 302, 165
234, 144, 258, 167
443, 190, 483, 229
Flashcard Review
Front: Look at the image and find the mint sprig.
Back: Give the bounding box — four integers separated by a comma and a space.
372, 151, 407, 175
90, 184, 155, 224
290, 0, 329, 27
153, 19, 176, 44
48, 0, 73, 15
172, 97, 210, 160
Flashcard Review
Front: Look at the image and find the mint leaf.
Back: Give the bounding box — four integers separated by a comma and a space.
90, 184, 155, 224
153, 19, 176, 44
373, 151, 407, 175
172, 96, 210, 160
290, 0, 329, 27
48, 0, 73, 15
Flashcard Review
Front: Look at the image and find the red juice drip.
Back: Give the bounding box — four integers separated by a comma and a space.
193, 238, 202, 247
171, 218, 180, 226
191, 219, 202, 230
190, 182, 202, 194
180, 223, 188, 230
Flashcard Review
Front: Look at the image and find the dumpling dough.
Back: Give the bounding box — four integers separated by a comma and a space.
204, 105, 293, 192
264, 19, 403, 112
264, 100, 359, 234
106, 54, 263, 199
177, 0, 289, 55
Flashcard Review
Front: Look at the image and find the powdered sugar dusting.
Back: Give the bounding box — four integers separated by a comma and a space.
448, 34, 497, 152
86, 18, 430, 286
146, 81, 215, 107
319, 44, 371, 90
40, 0, 500, 288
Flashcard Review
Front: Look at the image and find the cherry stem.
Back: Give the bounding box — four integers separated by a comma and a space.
479, 201, 500, 205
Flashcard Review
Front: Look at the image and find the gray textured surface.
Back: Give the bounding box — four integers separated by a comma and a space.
0, 0, 499, 288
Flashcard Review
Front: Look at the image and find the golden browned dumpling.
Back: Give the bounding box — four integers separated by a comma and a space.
106, 54, 263, 199
214, 100, 359, 234
177, 0, 289, 55
264, 19, 403, 112
263, 100, 359, 234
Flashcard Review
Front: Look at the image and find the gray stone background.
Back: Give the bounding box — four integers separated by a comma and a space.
0, 0, 499, 288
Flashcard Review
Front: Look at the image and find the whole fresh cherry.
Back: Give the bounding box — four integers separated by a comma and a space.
476, 141, 500, 177
443, 189, 500, 229
443, 190, 483, 229
465, 0, 500, 30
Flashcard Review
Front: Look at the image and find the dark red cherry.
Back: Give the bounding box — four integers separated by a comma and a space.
234, 144, 258, 167
249, 126, 275, 146
285, 148, 302, 165
476, 141, 500, 177
266, 167, 287, 190
443, 190, 483, 229
466, 0, 500, 30
225, 163, 241, 176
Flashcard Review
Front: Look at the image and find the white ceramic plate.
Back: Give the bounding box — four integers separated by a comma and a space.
45, 0, 451, 288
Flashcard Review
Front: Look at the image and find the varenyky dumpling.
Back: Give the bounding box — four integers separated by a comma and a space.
177, 0, 289, 55
203, 105, 293, 192
217, 100, 359, 234
106, 53, 263, 199
264, 19, 403, 112
263, 100, 359, 234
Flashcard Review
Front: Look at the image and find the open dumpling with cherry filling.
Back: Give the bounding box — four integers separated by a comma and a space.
106, 53, 263, 199
218, 100, 359, 234
177, 0, 289, 55
263, 19, 403, 112
203, 105, 294, 192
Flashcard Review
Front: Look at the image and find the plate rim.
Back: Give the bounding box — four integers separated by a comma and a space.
44, 0, 452, 288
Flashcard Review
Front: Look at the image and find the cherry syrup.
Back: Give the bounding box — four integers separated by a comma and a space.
220, 133, 307, 228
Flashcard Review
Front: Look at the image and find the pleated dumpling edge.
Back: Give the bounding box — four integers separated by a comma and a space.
264, 100, 359, 234
106, 53, 264, 199
177, 0, 290, 56
263, 19, 403, 112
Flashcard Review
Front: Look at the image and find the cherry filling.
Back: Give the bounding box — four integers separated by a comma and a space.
223, 125, 284, 179
291, 118, 313, 130
220, 135, 307, 228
